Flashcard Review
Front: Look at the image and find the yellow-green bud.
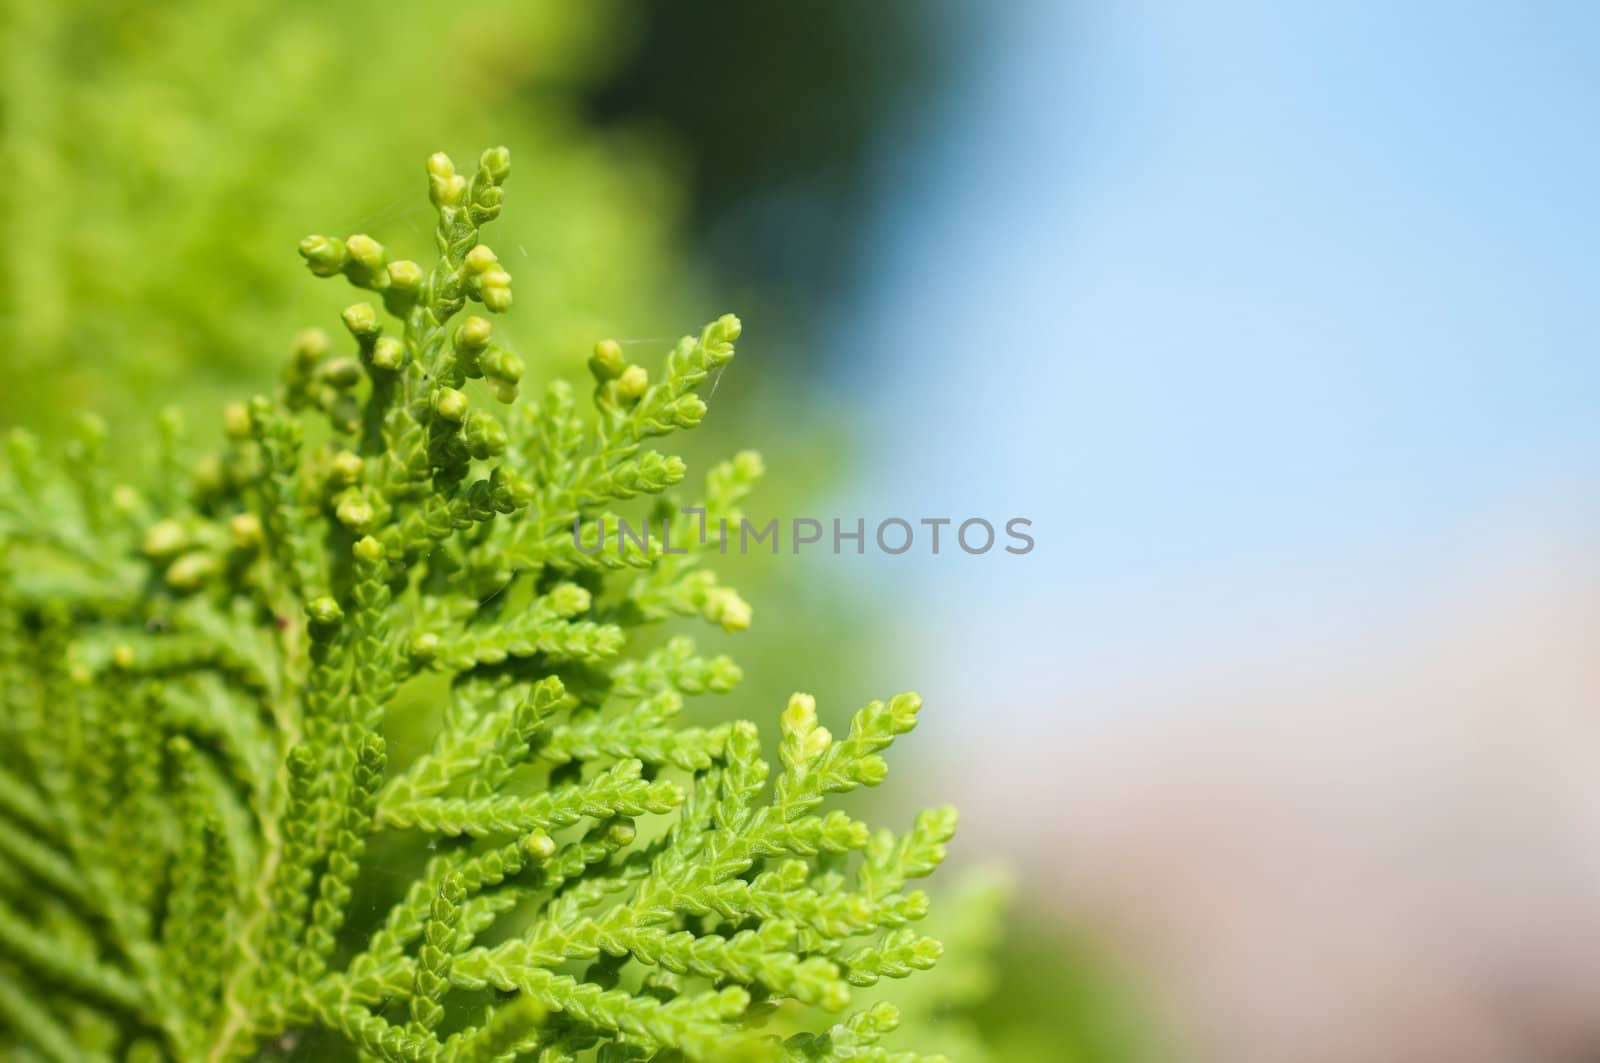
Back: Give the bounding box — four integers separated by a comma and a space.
673, 394, 708, 427
480, 145, 511, 182
481, 347, 523, 385
330, 450, 364, 484
427, 153, 465, 204
782, 692, 818, 738
345, 233, 385, 272
457, 316, 492, 351
229, 512, 263, 550
616, 364, 649, 403
428, 154, 458, 206
223, 402, 252, 440
112, 485, 141, 514
703, 313, 742, 365
111, 644, 135, 670
522, 831, 556, 860
481, 285, 512, 314
292, 328, 329, 365
713, 591, 752, 632
472, 186, 504, 218
464, 244, 498, 273
386, 259, 423, 291
887, 692, 924, 731
590, 338, 625, 381
548, 582, 592, 614
802, 725, 833, 760
371, 336, 405, 371
855, 754, 889, 786
165, 551, 218, 591
733, 450, 765, 480
433, 387, 468, 422
409, 631, 441, 662
607, 820, 637, 847
298, 235, 348, 276
499, 477, 531, 511
353, 534, 384, 564
190, 456, 224, 494
321, 358, 362, 389
307, 596, 343, 625
341, 303, 379, 339
336, 495, 374, 532
142, 518, 188, 559
464, 410, 508, 460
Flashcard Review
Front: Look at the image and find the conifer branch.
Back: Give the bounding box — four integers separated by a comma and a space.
0, 146, 968, 1062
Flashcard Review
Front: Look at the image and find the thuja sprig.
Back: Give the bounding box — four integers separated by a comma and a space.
0, 147, 961, 1062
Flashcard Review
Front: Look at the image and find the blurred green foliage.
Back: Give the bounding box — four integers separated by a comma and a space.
975, 910, 1153, 1062
0, 0, 686, 437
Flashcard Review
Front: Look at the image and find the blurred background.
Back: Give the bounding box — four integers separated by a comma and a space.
7, 1, 1600, 1060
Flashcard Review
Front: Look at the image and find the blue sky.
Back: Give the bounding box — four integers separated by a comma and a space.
826, 1, 1600, 729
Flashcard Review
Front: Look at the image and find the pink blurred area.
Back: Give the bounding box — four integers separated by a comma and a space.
955, 523, 1600, 1061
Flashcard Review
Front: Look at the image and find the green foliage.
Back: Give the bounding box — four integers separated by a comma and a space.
0, 0, 682, 438
0, 148, 962, 1062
